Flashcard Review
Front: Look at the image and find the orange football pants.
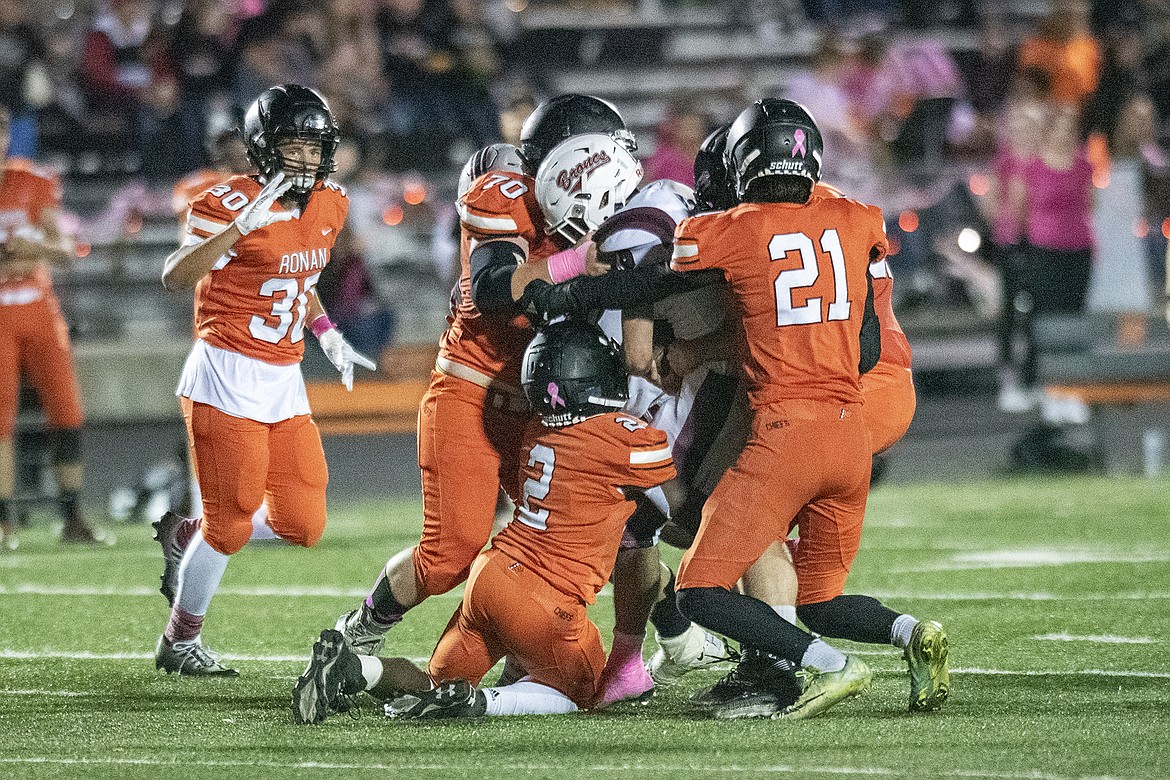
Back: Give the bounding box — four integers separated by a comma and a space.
181, 397, 328, 555
413, 370, 528, 598
860, 362, 916, 454
0, 297, 84, 438
428, 548, 606, 708
677, 399, 872, 606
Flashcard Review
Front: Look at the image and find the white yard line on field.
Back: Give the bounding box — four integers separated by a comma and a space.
4, 649, 1168, 680
954, 667, 1170, 679
6, 582, 1170, 602
1034, 633, 1155, 644
0, 757, 1132, 780
0, 689, 90, 696
890, 548, 1170, 573
0, 649, 430, 665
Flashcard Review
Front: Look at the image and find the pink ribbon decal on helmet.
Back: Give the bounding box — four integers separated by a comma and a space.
548, 382, 566, 408
792, 129, 807, 158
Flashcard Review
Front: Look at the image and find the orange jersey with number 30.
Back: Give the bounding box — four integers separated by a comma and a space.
443, 170, 563, 386
184, 175, 348, 365
672, 196, 887, 408
172, 168, 231, 218
491, 413, 675, 605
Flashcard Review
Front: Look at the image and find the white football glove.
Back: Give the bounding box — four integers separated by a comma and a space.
317, 327, 377, 391
234, 172, 295, 235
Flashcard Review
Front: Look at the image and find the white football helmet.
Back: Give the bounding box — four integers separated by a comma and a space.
534, 133, 643, 244
457, 143, 527, 200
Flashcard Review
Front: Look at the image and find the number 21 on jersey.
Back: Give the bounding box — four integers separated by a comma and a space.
770, 229, 850, 327
517, 443, 555, 530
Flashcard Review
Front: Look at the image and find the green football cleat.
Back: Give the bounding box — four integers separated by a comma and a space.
774, 654, 871, 721
905, 620, 950, 712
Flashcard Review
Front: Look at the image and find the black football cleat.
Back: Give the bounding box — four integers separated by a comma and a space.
691, 647, 802, 719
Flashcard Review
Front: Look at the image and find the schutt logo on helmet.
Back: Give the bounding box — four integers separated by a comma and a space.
556, 150, 612, 193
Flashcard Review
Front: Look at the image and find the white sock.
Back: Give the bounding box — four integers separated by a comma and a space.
189, 480, 202, 515
174, 529, 230, 616
249, 503, 278, 541
800, 639, 847, 673
482, 681, 578, 716
358, 655, 383, 690
890, 614, 918, 648
772, 605, 797, 625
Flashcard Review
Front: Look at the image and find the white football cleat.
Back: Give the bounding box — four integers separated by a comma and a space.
647, 623, 727, 685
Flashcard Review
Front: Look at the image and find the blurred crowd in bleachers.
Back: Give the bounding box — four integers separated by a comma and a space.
5, 0, 1170, 368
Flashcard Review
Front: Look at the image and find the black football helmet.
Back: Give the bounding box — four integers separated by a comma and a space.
693, 122, 736, 212
519, 94, 637, 171
725, 98, 823, 198
522, 320, 628, 428
243, 84, 340, 194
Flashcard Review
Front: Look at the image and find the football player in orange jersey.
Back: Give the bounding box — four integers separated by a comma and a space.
154, 114, 274, 606
154, 85, 374, 676
669, 99, 948, 719
329, 96, 641, 660
0, 105, 106, 550
291, 320, 675, 723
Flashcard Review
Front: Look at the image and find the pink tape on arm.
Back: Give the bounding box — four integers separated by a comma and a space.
310, 315, 335, 338
547, 242, 591, 283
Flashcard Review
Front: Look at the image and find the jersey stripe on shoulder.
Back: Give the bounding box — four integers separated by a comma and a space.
186, 214, 230, 238
459, 202, 519, 233
630, 444, 672, 466
671, 239, 701, 266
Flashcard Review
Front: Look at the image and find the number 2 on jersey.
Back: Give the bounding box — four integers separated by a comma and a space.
249, 272, 321, 344
517, 443, 555, 531
770, 229, 850, 327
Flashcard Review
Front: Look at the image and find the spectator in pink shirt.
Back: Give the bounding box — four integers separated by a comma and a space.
643, 99, 708, 188
1011, 102, 1096, 407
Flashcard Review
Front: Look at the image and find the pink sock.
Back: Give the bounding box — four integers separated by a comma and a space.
609, 630, 646, 666
164, 606, 204, 643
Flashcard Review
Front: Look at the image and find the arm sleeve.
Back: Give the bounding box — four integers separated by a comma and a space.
469, 239, 525, 312
858, 270, 881, 375
520, 258, 723, 320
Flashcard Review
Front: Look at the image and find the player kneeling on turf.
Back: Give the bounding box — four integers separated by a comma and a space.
292, 320, 675, 722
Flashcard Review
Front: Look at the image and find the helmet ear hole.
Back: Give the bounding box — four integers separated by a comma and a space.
533, 133, 643, 244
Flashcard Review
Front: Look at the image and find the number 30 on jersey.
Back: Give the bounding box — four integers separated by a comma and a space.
250, 272, 321, 344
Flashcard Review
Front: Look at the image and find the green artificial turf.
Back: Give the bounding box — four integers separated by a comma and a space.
2, 476, 1168, 779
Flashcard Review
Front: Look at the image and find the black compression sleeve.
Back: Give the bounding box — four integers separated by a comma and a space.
469, 239, 524, 312
858, 272, 881, 375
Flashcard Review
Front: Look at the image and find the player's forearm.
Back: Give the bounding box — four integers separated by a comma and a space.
162, 225, 242, 291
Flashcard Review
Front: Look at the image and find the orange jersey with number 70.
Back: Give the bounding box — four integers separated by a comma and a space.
444, 170, 563, 386
182, 174, 349, 365
672, 195, 887, 408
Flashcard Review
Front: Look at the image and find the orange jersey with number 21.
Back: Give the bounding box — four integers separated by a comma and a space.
673, 196, 887, 408
184, 175, 349, 366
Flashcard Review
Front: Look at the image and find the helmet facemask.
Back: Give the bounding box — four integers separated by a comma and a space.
243, 84, 340, 197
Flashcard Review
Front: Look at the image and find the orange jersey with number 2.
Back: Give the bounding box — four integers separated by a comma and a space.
184, 175, 349, 366
491, 413, 675, 605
